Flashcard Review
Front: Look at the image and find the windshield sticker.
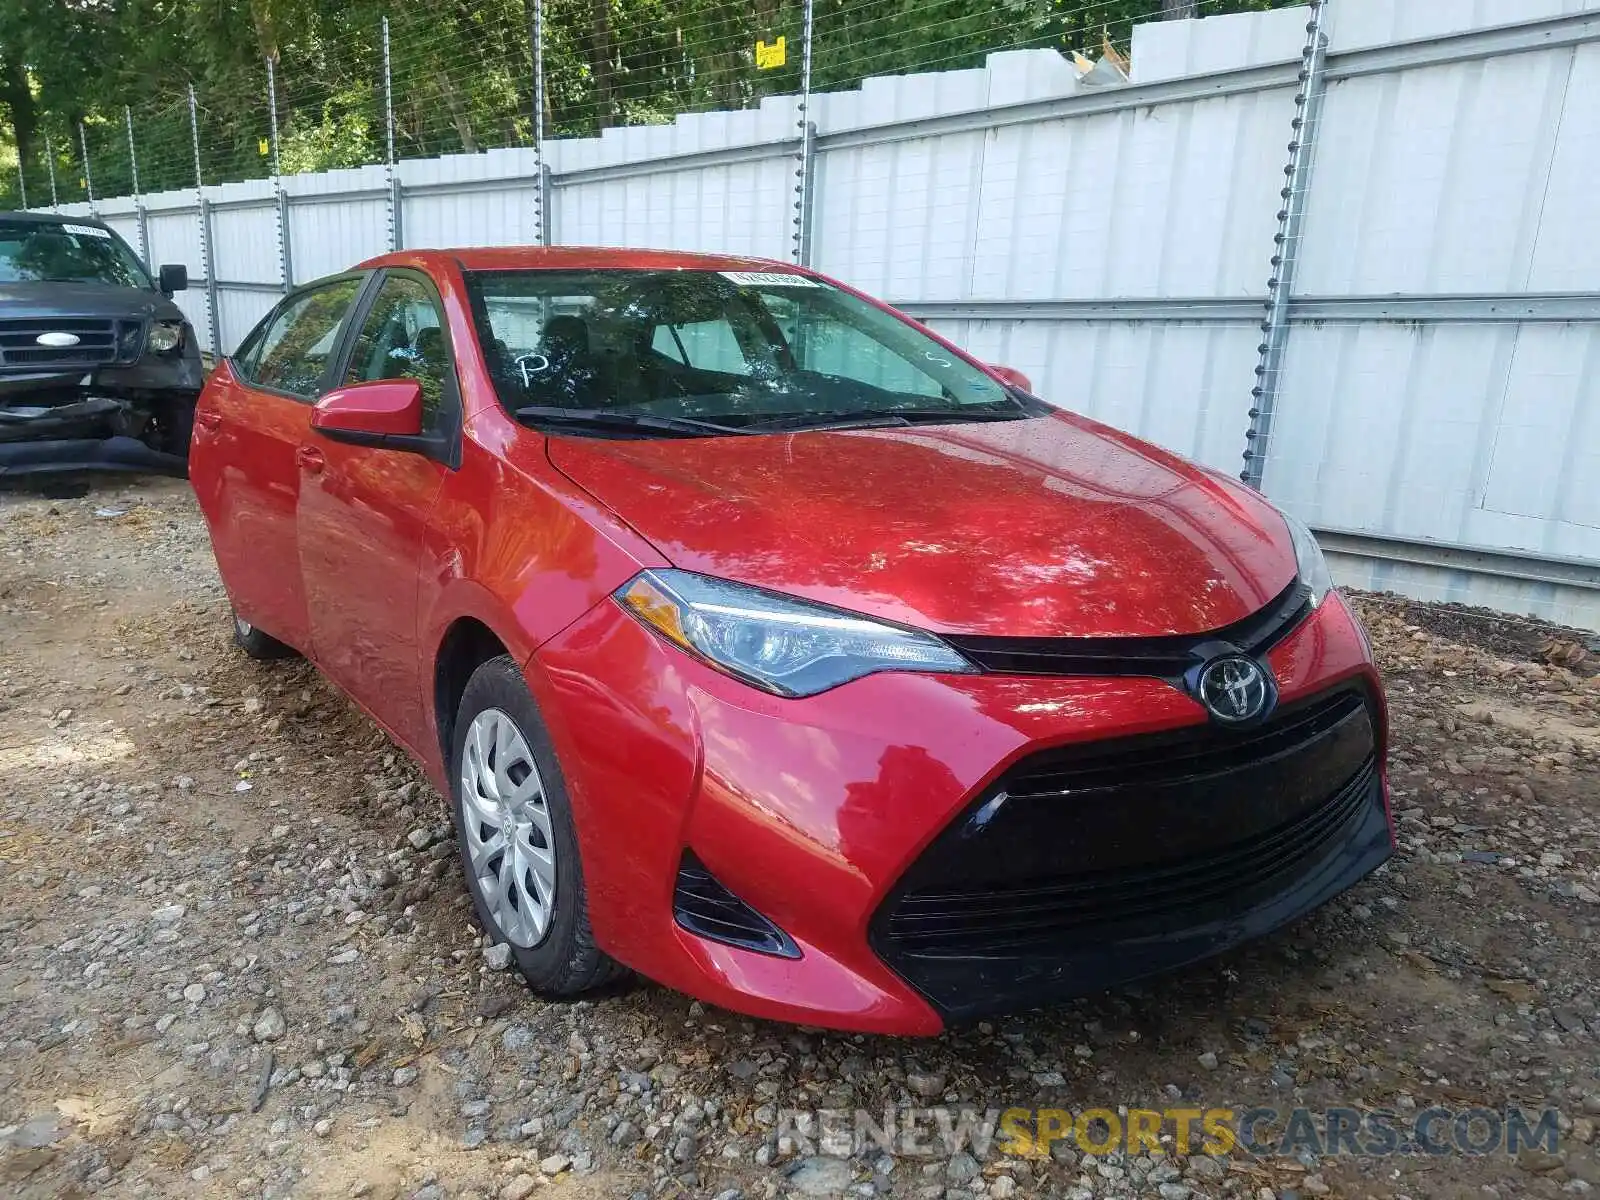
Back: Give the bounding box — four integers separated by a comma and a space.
61, 223, 112, 238
720, 271, 820, 288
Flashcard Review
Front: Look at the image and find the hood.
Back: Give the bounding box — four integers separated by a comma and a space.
546, 412, 1298, 639
0, 281, 183, 323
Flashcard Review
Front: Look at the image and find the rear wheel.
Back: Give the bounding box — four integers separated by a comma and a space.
231, 609, 297, 660
450, 654, 623, 996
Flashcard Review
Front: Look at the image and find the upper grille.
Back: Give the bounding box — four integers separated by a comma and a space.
1003, 685, 1366, 800
0, 318, 141, 369
944, 580, 1311, 677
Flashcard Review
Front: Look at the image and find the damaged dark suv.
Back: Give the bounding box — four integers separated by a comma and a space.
0, 211, 204, 478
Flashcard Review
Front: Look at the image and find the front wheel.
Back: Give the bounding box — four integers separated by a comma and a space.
148, 392, 198, 459
450, 655, 623, 996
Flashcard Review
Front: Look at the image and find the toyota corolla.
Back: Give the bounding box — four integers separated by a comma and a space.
189, 247, 1392, 1035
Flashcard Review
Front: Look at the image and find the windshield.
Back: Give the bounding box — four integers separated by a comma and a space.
464, 268, 1032, 433
0, 220, 152, 289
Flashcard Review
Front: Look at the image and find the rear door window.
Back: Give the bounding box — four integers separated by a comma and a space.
241, 277, 365, 399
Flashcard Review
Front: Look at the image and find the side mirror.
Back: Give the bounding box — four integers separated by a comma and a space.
988, 365, 1032, 393
157, 263, 188, 295
312, 379, 424, 444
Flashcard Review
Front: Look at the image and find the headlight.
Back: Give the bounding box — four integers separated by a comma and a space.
147, 321, 184, 353
1279, 508, 1334, 607
617, 569, 974, 697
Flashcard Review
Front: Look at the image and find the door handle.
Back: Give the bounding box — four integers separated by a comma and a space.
295, 445, 326, 474
195, 409, 222, 430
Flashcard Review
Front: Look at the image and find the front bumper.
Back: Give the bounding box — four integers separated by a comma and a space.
531, 591, 1391, 1035
0, 360, 202, 478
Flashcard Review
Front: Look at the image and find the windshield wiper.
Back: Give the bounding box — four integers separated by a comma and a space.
887, 405, 1032, 424
749, 404, 1032, 432
513, 405, 754, 437
746, 413, 912, 432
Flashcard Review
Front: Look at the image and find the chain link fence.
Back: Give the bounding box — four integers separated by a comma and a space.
3, 0, 1294, 214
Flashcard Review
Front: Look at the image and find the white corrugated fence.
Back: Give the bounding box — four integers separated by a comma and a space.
43, 0, 1600, 628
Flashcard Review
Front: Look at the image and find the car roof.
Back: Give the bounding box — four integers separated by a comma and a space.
357, 245, 808, 274
0, 211, 111, 228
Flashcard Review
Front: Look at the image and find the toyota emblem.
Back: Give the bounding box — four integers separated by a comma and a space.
1197, 655, 1274, 725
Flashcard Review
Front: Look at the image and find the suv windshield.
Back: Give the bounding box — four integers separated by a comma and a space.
0, 220, 152, 289
464, 268, 1035, 434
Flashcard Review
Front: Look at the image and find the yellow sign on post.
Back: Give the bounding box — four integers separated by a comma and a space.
755, 36, 787, 70
259, 138, 270, 156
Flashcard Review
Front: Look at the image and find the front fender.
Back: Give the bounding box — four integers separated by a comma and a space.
416, 432, 663, 783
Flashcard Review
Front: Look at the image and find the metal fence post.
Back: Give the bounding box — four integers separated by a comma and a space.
383, 17, 402, 251
1242, 0, 1329, 490
189, 84, 219, 356
539, 164, 553, 246
44, 131, 59, 210
532, 0, 547, 244
278, 190, 294, 292
791, 0, 816, 265
77, 121, 96, 213
125, 106, 150, 266
267, 57, 293, 292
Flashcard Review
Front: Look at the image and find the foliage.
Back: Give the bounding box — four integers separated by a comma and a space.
0, 0, 1292, 210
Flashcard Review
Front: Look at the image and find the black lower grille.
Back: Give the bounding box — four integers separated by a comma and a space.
884, 759, 1374, 956
870, 684, 1387, 1015
673, 852, 799, 959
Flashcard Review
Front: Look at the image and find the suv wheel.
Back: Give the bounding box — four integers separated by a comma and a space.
152, 395, 198, 459
450, 655, 623, 995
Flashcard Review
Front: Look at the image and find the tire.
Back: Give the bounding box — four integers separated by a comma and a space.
449, 654, 623, 996
231, 609, 298, 660
150, 392, 198, 459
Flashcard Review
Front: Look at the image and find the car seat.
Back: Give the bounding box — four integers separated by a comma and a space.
538, 315, 598, 407
540, 316, 589, 368
377, 327, 413, 379
413, 325, 446, 374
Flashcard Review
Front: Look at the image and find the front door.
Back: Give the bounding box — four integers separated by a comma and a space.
193, 275, 367, 652
297, 269, 459, 757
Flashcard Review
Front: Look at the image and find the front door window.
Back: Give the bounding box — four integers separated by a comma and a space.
344, 274, 454, 432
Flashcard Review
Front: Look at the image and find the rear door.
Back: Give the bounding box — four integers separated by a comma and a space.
194, 274, 368, 652
296, 268, 461, 756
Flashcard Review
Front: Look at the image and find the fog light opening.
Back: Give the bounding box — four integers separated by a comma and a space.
672, 851, 800, 959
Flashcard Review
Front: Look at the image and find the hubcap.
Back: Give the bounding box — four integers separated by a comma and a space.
235, 615, 253, 637
458, 708, 556, 948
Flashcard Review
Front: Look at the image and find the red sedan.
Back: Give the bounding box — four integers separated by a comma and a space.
190, 247, 1392, 1035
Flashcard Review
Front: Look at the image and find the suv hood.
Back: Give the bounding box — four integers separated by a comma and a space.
0, 281, 182, 322
547, 412, 1297, 639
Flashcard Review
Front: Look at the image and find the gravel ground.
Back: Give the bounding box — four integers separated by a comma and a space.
2, 477, 1599, 1200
